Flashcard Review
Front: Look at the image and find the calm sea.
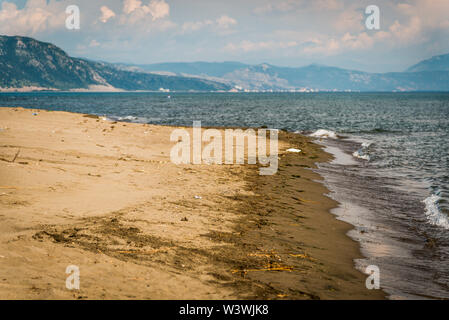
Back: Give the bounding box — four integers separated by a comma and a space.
1, 92, 448, 299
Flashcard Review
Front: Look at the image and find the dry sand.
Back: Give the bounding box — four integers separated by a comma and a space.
0, 107, 384, 299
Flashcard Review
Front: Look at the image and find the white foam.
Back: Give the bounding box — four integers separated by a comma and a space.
324, 145, 357, 165
352, 140, 372, 161
423, 194, 449, 229
286, 148, 301, 153
352, 150, 370, 161
115, 115, 148, 123
118, 115, 138, 121
309, 129, 337, 139
361, 142, 372, 148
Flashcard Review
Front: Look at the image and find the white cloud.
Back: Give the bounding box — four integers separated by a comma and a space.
152, 19, 177, 31
122, 0, 169, 21
89, 39, 100, 47
301, 14, 424, 57
116, 0, 174, 34
254, 0, 343, 14
333, 8, 364, 33
0, 0, 175, 39
225, 40, 298, 52
343, 32, 374, 50
388, 16, 422, 44
100, 6, 116, 23
181, 15, 237, 34
263, 0, 449, 57
123, 0, 142, 14
216, 15, 237, 29
302, 38, 340, 55
1, 0, 448, 70
253, 3, 273, 15
313, 0, 343, 11
0, 0, 65, 35
253, 1, 296, 14
182, 20, 213, 33
147, 0, 170, 21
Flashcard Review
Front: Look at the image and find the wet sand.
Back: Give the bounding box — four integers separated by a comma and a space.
0, 107, 384, 299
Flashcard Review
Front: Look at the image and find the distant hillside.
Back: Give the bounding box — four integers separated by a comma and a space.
131, 60, 449, 92
134, 61, 249, 78
262, 64, 449, 91
407, 53, 449, 72
1, 35, 448, 92
0, 36, 230, 91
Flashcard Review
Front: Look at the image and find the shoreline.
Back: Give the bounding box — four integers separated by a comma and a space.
226, 131, 385, 299
0, 107, 384, 299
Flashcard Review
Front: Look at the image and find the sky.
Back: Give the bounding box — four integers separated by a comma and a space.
0, 0, 448, 72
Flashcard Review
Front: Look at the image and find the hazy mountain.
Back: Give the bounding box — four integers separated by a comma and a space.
407, 53, 449, 72
260, 64, 449, 91
132, 59, 449, 92
1, 35, 448, 92
0, 36, 230, 91
132, 61, 250, 78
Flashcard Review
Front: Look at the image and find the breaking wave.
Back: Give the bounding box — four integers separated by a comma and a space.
352, 141, 372, 161
309, 129, 338, 139
423, 194, 449, 229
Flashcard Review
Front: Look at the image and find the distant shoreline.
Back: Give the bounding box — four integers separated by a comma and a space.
2, 88, 449, 93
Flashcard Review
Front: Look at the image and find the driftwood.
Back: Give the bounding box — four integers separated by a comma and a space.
0, 148, 20, 163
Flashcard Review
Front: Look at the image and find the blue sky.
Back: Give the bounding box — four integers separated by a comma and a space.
1, 0, 448, 72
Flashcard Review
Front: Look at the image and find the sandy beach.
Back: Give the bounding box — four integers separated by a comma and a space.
0, 107, 384, 300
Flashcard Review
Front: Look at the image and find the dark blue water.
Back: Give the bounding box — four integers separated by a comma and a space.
1, 92, 448, 299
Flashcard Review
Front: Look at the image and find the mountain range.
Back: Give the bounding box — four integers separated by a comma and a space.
406, 53, 449, 72
0, 36, 230, 92
1, 35, 449, 92
128, 55, 449, 91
